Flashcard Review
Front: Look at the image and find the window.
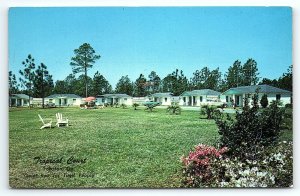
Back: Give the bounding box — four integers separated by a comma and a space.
102, 98, 105, 102
49, 99, 53, 103
73, 99, 76, 102
165, 98, 167, 102
276, 94, 281, 101
124, 98, 127, 101
183, 97, 186, 102
200, 96, 203, 102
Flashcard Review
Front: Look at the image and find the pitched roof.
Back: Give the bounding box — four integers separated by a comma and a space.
10, 94, 30, 99
46, 94, 82, 98
181, 89, 221, 96
149, 92, 173, 97
98, 94, 132, 98
223, 85, 291, 95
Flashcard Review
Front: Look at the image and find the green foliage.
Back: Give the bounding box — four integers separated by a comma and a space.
19, 54, 36, 97
91, 71, 112, 96
200, 105, 218, 119
242, 58, 259, 86
260, 94, 269, 108
132, 103, 139, 110
134, 74, 147, 97
277, 65, 292, 92
162, 69, 189, 96
53, 74, 94, 97
9, 71, 19, 95
190, 67, 222, 91
147, 71, 161, 94
259, 65, 292, 92
113, 102, 119, 108
120, 103, 127, 109
115, 75, 134, 96
215, 91, 284, 159
225, 60, 242, 88
32, 63, 54, 107
167, 102, 181, 115
285, 103, 292, 109
144, 101, 160, 112
225, 59, 259, 89
70, 43, 100, 97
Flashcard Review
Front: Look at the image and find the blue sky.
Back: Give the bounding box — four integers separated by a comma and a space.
9, 7, 292, 88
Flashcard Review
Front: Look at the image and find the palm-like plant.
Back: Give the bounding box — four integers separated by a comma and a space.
120, 103, 127, 109
167, 102, 181, 115
200, 105, 217, 119
132, 103, 139, 110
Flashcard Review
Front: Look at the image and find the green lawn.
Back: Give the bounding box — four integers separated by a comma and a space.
9, 107, 220, 188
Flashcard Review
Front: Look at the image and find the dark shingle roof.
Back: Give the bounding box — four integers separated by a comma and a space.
10, 94, 30, 99
223, 85, 291, 95
46, 94, 81, 98
149, 92, 173, 97
99, 94, 132, 98
181, 89, 221, 96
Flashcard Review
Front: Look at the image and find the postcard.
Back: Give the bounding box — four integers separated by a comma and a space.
8, 7, 293, 188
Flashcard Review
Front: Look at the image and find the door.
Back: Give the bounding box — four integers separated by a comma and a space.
188, 96, 192, 106
235, 95, 240, 106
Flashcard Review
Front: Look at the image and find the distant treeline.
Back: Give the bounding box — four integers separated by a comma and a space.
9, 43, 292, 98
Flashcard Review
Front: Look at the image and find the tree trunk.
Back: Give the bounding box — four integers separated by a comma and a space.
85, 68, 88, 98
42, 73, 45, 109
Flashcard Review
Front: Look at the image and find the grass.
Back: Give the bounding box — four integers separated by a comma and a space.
9, 107, 220, 188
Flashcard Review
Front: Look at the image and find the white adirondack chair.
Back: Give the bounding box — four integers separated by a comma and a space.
56, 113, 69, 127
38, 114, 52, 129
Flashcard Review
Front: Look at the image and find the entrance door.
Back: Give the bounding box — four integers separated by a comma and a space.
193, 96, 196, 106
235, 95, 240, 106
188, 96, 192, 106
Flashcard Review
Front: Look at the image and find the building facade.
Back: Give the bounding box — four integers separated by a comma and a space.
45, 94, 82, 106
222, 85, 292, 107
179, 89, 221, 106
96, 94, 133, 106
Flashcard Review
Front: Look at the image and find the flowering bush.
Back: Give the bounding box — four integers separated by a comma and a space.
180, 142, 293, 188
180, 144, 228, 187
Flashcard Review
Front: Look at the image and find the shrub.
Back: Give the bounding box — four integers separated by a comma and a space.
132, 103, 139, 110
180, 144, 228, 187
200, 105, 219, 119
214, 91, 284, 159
120, 103, 127, 109
260, 94, 268, 108
285, 103, 292, 108
114, 102, 119, 108
144, 102, 160, 112
181, 142, 293, 188
167, 102, 181, 115
212, 141, 293, 188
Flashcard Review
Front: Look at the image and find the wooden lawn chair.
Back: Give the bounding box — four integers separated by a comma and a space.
56, 113, 69, 127
38, 114, 52, 129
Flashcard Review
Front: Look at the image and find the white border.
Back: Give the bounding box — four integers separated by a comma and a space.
1, 1, 299, 196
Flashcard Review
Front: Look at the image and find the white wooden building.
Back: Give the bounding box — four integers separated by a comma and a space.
222, 84, 292, 107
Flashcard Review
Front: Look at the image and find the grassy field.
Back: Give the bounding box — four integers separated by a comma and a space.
9, 106, 220, 188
